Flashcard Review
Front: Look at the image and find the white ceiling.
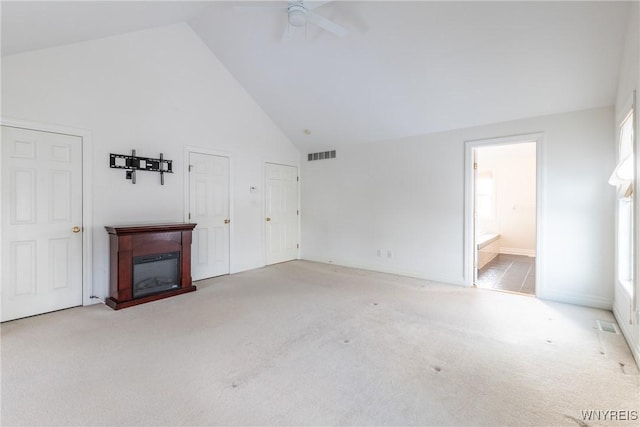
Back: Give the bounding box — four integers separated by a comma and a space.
1, 1, 632, 150
0, 1, 211, 55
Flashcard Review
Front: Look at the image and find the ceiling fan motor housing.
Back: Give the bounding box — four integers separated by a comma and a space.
288, 4, 308, 27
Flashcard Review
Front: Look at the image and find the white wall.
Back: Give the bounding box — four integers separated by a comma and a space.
613, 1, 640, 366
477, 143, 536, 255
301, 107, 614, 308
1, 23, 300, 299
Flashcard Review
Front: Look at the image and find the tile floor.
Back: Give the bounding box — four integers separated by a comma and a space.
476, 254, 535, 295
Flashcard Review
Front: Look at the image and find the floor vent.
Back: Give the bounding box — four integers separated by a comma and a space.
308, 150, 336, 161
596, 320, 619, 334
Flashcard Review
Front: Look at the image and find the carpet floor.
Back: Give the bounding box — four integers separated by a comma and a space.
1, 260, 638, 426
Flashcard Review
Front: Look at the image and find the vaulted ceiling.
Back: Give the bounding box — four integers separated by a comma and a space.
1, 1, 631, 150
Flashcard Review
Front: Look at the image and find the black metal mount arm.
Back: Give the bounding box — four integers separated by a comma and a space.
110, 150, 173, 185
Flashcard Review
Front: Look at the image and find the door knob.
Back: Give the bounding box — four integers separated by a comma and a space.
266, 217, 271, 222
224, 219, 230, 224
72, 226, 81, 233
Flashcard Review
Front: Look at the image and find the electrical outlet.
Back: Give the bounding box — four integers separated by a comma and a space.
387, 250, 393, 259
377, 249, 382, 257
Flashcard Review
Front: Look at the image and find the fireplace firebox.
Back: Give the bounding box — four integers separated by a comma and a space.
105, 223, 196, 309
133, 252, 180, 298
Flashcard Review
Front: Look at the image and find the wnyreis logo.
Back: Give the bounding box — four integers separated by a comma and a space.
581, 410, 638, 422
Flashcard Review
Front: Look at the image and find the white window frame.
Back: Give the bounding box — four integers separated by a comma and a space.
613, 92, 637, 309
616, 110, 634, 294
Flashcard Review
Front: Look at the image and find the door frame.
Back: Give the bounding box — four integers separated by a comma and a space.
0, 116, 94, 306
263, 161, 300, 266
183, 146, 233, 274
463, 132, 544, 296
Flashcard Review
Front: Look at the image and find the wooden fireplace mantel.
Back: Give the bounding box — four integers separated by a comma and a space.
105, 223, 197, 310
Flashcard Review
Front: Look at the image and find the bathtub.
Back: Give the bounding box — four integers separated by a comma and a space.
477, 233, 500, 269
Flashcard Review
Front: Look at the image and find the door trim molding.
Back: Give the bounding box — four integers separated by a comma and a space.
463, 132, 544, 296
1, 116, 94, 306
183, 146, 233, 274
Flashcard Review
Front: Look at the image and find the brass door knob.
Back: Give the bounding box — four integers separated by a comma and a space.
72, 226, 81, 233
266, 217, 271, 222
224, 219, 230, 224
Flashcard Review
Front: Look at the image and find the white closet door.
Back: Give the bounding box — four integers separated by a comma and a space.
265, 163, 299, 265
2, 126, 83, 321
189, 152, 230, 280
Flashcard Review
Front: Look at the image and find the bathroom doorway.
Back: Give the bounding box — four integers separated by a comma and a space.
472, 141, 537, 295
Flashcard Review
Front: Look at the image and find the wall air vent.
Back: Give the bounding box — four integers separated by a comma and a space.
308, 150, 336, 161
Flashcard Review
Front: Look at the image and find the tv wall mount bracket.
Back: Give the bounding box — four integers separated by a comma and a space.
110, 150, 173, 185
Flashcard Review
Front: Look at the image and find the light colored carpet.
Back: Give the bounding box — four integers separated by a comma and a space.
1, 260, 638, 426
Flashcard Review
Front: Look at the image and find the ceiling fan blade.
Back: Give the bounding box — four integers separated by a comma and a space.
307, 12, 348, 37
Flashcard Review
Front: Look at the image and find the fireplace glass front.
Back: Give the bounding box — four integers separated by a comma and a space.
132, 252, 180, 298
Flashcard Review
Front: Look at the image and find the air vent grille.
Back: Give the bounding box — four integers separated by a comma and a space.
308, 150, 336, 161
597, 320, 619, 334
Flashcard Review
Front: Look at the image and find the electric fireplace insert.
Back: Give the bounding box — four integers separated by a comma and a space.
133, 252, 180, 298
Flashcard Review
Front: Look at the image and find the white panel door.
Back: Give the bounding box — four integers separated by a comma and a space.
1, 126, 83, 322
188, 152, 230, 280
265, 163, 299, 265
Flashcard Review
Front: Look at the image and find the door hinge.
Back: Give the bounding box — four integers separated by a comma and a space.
473, 162, 478, 170
297, 243, 299, 249
189, 165, 194, 172
297, 210, 299, 215
188, 213, 191, 220
297, 176, 299, 182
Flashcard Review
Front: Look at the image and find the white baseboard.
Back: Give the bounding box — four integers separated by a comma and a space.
537, 289, 612, 310
500, 247, 536, 257
300, 257, 467, 287
613, 304, 640, 369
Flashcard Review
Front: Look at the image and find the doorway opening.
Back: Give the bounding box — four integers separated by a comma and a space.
471, 140, 538, 296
